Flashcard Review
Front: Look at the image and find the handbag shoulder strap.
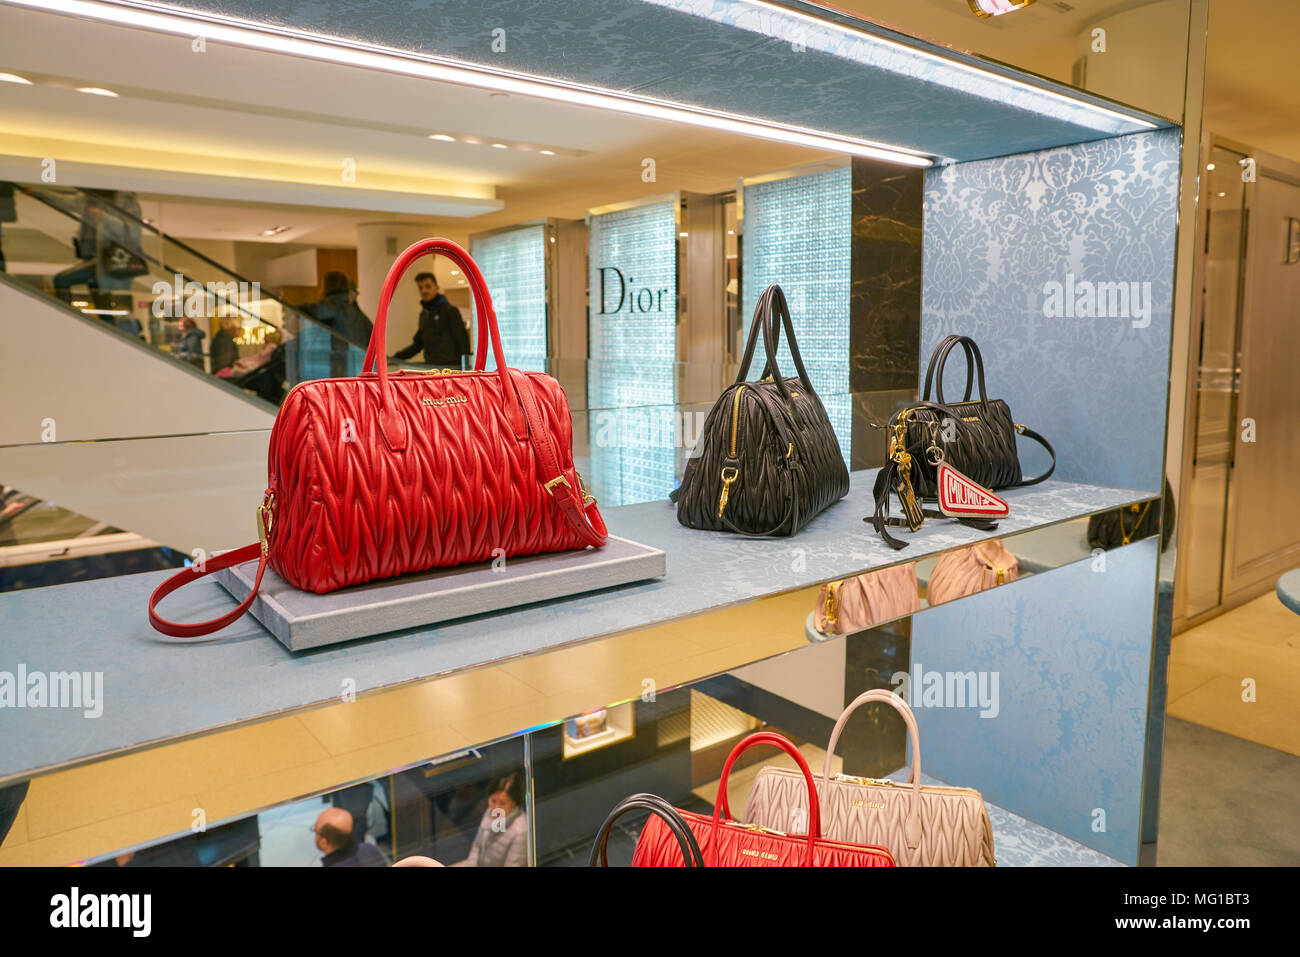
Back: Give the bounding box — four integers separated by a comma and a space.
509, 370, 607, 547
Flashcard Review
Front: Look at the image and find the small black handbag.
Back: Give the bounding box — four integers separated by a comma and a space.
871, 334, 1055, 549
673, 284, 849, 536
588, 793, 705, 867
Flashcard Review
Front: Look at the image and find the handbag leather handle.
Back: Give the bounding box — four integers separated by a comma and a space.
923, 335, 988, 407
588, 793, 705, 867
823, 689, 923, 850
735, 285, 818, 413
712, 730, 820, 866
362, 238, 527, 448
922, 335, 973, 404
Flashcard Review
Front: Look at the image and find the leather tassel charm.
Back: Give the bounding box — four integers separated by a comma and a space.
895, 453, 925, 531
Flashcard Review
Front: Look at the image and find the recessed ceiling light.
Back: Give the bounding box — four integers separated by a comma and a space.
491, 143, 508, 149
75, 86, 119, 97
968, 0, 1036, 17
429, 133, 456, 141
549, 236, 556, 243
539, 149, 555, 156
1216, 192, 1227, 198
449, 269, 459, 276
727, 229, 735, 235
0, 72, 32, 85
679, 231, 689, 238
1206, 163, 1216, 170
261, 225, 291, 236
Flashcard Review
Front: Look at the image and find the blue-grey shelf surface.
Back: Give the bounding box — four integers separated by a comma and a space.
0, 470, 1154, 783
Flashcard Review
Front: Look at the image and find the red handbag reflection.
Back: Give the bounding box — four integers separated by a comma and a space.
631, 731, 895, 867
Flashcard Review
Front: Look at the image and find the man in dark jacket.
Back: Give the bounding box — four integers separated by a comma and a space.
393, 271, 469, 367
314, 807, 387, 867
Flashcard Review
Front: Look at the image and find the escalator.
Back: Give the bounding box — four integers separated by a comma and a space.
0, 180, 370, 574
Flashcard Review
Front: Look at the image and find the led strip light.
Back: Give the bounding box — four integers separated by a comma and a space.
2, 0, 936, 167
655, 0, 1160, 134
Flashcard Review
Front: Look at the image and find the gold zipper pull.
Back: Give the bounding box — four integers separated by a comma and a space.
718, 467, 739, 519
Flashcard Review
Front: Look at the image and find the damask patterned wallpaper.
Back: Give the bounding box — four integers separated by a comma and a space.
921, 128, 1182, 494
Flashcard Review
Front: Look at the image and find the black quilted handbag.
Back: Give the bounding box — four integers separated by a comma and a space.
673, 284, 849, 536
871, 335, 1055, 549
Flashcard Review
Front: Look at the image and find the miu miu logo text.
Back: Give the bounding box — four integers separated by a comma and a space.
422, 395, 468, 408
852, 799, 887, 810
740, 848, 779, 861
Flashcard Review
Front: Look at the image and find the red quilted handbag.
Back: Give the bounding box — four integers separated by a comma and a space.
148, 238, 607, 637
630, 731, 895, 867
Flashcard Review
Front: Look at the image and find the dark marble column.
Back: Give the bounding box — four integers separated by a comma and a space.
850, 159, 923, 469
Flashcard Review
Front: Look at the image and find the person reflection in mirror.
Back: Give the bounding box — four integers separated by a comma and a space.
459, 774, 527, 867
392, 271, 469, 369
314, 806, 388, 867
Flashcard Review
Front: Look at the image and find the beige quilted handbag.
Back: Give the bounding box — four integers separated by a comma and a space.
926, 539, 1018, 606
742, 689, 995, 866
813, 564, 920, 636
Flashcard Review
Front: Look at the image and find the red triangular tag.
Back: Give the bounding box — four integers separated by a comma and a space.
937, 462, 1009, 518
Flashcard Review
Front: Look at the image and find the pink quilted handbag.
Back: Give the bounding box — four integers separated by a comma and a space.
813, 564, 919, 635
742, 690, 996, 866
927, 539, 1018, 606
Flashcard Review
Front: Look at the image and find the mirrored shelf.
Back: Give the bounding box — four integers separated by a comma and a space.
0, 468, 1159, 791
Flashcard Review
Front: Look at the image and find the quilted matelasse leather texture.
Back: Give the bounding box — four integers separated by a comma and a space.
675, 378, 849, 535
813, 564, 921, 636
268, 369, 592, 593
742, 771, 996, 867
903, 398, 1022, 497
631, 810, 895, 868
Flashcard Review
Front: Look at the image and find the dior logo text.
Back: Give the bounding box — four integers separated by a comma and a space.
0, 665, 103, 718
890, 664, 999, 719
1041, 273, 1152, 328
50, 887, 151, 937
596, 266, 672, 315
422, 395, 468, 407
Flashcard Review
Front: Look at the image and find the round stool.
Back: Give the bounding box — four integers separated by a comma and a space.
1277, 569, 1300, 616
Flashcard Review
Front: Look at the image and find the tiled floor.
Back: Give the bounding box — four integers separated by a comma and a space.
1168, 592, 1300, 757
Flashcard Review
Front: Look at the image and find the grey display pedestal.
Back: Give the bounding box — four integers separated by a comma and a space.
215, 535, 666, 651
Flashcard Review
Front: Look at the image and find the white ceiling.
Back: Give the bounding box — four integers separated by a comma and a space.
3, 0, 1292, 252
0, 3, 829, 247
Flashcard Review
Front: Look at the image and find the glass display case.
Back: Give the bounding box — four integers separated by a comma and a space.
0, 0, 1207, 870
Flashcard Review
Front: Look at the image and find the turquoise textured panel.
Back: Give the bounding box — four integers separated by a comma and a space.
472, 224, 548, 373
742, 166, 852, 462
587, 200, 678, 506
